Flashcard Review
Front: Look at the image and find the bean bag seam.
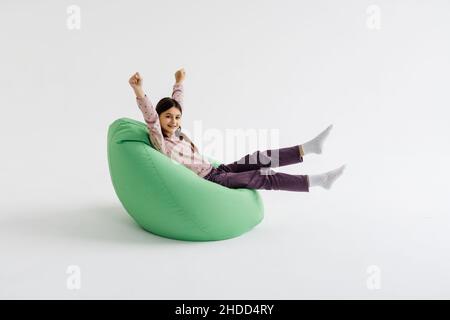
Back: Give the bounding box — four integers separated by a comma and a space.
112, 119, 149, 144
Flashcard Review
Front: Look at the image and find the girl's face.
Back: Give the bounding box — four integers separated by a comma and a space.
159, 107, 182, 137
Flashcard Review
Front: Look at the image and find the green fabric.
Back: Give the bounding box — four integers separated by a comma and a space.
107, 118, 264, 241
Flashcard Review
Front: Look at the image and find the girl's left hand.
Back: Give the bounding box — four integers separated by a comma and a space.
175, 68, 186, 83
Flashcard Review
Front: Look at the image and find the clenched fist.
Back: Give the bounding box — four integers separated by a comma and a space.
129, 72, 143, 89
175, 68, 185, 83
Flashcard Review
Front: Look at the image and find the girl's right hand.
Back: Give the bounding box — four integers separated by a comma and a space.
129, 72, 143, 89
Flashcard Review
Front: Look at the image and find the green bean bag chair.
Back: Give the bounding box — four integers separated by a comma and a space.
107, 118, 264, 241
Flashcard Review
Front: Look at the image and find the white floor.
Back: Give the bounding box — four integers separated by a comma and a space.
1, 0, 450, 299
2, 145, 450, 299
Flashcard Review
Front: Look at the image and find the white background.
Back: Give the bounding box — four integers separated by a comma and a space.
1, 0, 449, 299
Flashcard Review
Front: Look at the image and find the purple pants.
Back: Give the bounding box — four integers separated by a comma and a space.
203, 145, 309, 192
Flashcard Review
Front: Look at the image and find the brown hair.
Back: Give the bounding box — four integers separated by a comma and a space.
155, 97, 183, 138
155, 97, 182, 115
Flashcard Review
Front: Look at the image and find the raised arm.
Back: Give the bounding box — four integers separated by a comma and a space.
172, 68, 185, 108
129, 72, 166, 153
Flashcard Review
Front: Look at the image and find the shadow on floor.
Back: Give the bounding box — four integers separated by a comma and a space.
0, 203, 191, 246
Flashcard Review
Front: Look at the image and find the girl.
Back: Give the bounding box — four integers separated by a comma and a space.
128, 69, 345, 192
